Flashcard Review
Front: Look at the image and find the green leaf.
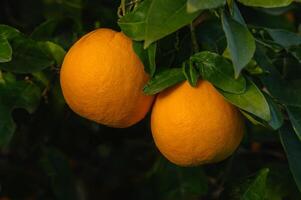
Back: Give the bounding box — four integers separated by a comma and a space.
286, 106, 301, 141
191, 51, 246, 93
143, 68, 185, 95
219, 78, 271, 121
279, 123, 301, 192
133, 41, 156, 77
0, 36, 12, 63
39, 41, 66, 66
187, 0, 225, 13
290, 46, 301, 63
266, 95, 284, 130
40, 147, 78, 200
151, 157, 208, 199
0, 35, 54, 73
265, 29, 301, 48
237, 0, 293, 8
118, 0, 201, 48
0, 24, 20, 40
0, 74, 41, 147
241, 168, 269, 200
221, 12, 256, 77
182, 60, 199, 87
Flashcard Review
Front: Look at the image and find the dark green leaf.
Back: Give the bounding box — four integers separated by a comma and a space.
187, 0, 225, 13
265, 28, 301, 48
39, 41, 66, 66
219, 78, 271, 121
0, 24, 20, 40
182, 60, 199, 87
266, 95, 284, 130
0, 73, 41, 147
191, 51, 246, 93
133, 41, 156, 77
0, 36, 54, 73
290, 46, 301, 63
237, 0, 293, 8
151, 157, 208, 200
40, 147, 78, 200
0, 37, 12, 63
221, 12, 255, 77
286, 106, 301, 141
279, 123, 301, 192
241, 168, 269, 200
118, 0, 201, 48
231, 2, 246, 25
143, 68, 185, 95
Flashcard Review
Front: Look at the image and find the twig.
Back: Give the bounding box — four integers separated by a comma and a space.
190, 23, 199, 53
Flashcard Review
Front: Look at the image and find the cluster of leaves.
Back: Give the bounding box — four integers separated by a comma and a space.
118, 0, 301, 198
0, 0, 301, 199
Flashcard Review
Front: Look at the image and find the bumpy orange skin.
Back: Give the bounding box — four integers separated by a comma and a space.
151, 81, 244, 166
60, 28, 154, 128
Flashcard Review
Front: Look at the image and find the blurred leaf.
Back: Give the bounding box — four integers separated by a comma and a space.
133, 41, 156, 77
286, 106, 301, 141
0, 37, 12, 63
237, 0, 293, 8
182, 60, 199, 87
279, 123, 301, 192
39, 41, 66, 66
221, 11, 255, 77
40, 147, 78, 200
266, 95, 284, 130
219, 78, 271, 121
0, 73, 41, 147
231, 2, 246, 25
143, 68, 185, 95
119, 0, 201, 48
191, 51, 246, 93
151, 158, 208, 200
31, 18, 82, 48
265, 28, 301, 48
187, 0, 225, 13
241, 168, 269, 200
290, 46, 301, 63
0, 24, 20, 40
0, 35, 54, 73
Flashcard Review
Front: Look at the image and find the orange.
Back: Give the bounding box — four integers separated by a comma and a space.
60, 28, 154, 127
151, 80, 244, 166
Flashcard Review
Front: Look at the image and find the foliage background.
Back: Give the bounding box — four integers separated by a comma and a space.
0, 0, 301, 199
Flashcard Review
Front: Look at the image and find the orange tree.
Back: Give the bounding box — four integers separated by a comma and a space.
0, 0, 301, 199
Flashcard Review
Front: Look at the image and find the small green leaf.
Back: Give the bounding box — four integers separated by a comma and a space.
118, 0, 201, 48
143, 68, 185, 95
40, 147, 78, 200
0, 35, 54, 73
219, 78, 271, 121
279, 123, 301, 192
133, 41, 156, 77
221, 12, 256, 77
182, 60, 199, 87
187, 0, 225, 13
191, 51, 246, 93
265, 28, 301, 48
241, 168, 270, 200
0, 74, 41, 147
237, 0, 293, 8
0, 36, 12, 63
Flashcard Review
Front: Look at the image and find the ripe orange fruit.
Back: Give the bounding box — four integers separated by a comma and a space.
60, 28, 154, 128
151, 80, 244, 166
